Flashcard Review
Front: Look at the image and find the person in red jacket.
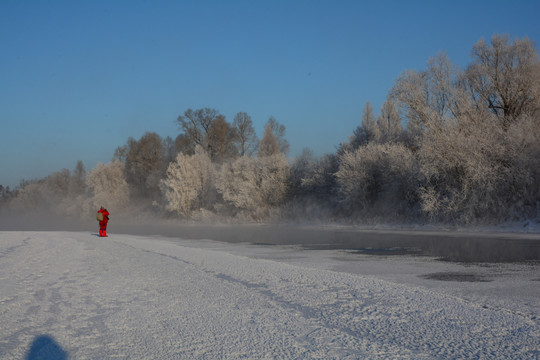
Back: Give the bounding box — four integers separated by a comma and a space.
97, 206, 110, 237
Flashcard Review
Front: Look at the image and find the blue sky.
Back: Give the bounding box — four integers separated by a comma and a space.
1, 0, 539, 188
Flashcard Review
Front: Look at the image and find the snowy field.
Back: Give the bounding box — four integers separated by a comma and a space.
0, 230, 539, 359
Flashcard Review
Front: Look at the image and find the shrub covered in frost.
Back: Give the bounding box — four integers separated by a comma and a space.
161, 147, 216, 218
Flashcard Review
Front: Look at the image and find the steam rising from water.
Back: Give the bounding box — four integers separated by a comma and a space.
2, 210, 538, 263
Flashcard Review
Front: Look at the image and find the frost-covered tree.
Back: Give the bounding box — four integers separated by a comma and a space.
389, 34, 540, 223
391, 53, 464, 145
464, 34, 540, 129
161, 147, 215, 218
216, 156, 259, 213
44, 169, 71, 198
85, 161, 130, 213
10, 169, 72, 213
7, 163, 91, 218
9, 181, 45, 212
418, 111, 540, 223
216, 153, 289, 219
257, 154, 290, 208
336, 143, 420, 217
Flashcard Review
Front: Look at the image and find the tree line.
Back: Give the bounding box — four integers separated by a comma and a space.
2, 34, 539, 225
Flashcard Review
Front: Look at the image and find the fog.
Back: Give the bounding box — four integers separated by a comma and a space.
1, 208, 538, 264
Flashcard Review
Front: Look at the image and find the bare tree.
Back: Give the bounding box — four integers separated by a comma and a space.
232, 112, 258, 157
162, 136, 178, 165
174, 133, 195, 156
176, 107, 239, 162
113, 144, 129, 163
207, 116, 238, 162
176, 108, 217, 151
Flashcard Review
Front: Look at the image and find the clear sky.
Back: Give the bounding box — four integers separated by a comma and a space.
1, 0, 539, 188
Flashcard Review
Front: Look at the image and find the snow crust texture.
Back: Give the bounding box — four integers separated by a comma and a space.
0, 231, 538, 359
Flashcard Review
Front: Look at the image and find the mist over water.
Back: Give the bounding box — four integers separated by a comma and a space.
1, 209, 539, 263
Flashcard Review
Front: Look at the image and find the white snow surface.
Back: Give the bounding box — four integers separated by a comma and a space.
0, 231, 538, 359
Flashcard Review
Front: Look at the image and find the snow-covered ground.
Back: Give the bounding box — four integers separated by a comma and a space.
0, 231, 538, 359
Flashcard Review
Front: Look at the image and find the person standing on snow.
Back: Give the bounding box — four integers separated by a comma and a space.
97, 206, 110, 237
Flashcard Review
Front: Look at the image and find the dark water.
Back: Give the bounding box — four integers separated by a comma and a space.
2, 215, 538, 263
110, 223, 540, 263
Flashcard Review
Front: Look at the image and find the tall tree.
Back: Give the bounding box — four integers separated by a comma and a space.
288, 148, 315, 198
266, 116, 290, 155
176, 108, 219, 155
176, 107, 238, 161
464, 34, 540, 129
390, 52, 464, 144
174, 133, 195, 157
232, 112, 258, 157
124, 132, 165, 198
376, 97, 403, 143
162, 136, 178, 165
69, 160, 86, 196
258, 122, 280, 157
207, 116, 238, 162
346, 101, 378, 150
362, 101, 377, 139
